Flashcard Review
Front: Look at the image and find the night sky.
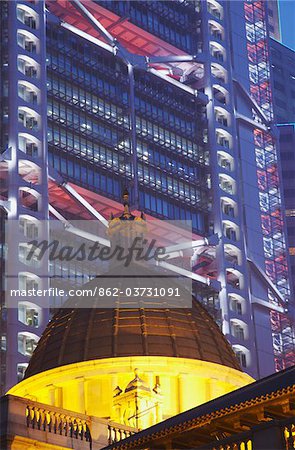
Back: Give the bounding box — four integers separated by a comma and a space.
279, 0, 295, 50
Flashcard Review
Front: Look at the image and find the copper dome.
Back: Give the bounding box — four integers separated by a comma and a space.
25, 289, 241, 378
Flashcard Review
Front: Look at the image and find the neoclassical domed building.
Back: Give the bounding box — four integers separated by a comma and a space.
4, 195, 294, 450
8, 194, 253, 435
9, 297, 253, 429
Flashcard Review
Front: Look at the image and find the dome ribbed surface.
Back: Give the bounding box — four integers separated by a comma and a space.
25, 287, 241, 378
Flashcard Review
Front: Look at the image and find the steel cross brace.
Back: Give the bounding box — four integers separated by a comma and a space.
70, 0, 202, 68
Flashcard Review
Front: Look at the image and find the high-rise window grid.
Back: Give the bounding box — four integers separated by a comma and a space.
244, 0, 294, 371
46, 21, 210, 234
96, 0, 200, 54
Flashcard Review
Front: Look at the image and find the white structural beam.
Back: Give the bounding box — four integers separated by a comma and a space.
49, 205, 220, 289
146, 54, 205, 64
61, 22, 115, 54
48, 165, 109, 227
62, 1, 207, 99
0, 201, 11, 213
165, 234, 219, 254
247, 258, 286, 306
71, 0, 117, 47
0, 146, 12, 161
235, 113, 269, 132
158, 260, 220, 290
61, 182, 109, 227
233, 79, 270, 126
49, 204, 110, 247
251, 295, 285, 314
148, 67, 198, 96
165, 239, 207, 254
49, 204, 71, 226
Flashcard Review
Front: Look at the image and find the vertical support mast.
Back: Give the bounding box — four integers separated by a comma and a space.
203, 0, 255, 374
4, 0, 49, 390
127, 63, 139, 207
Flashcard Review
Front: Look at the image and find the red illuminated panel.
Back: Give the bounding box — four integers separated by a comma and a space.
48, 181, 205, 248
46, 0, 188, 57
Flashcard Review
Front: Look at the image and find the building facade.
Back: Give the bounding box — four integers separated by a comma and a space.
2, 235, 254, 449
2, 367, 295, 449
0, 273, 294, 450
0, 0, 294, 394
270, 37, 295, 305
267, 0, 281, 41
270, 38, 295, 124
278, 124, 295, 298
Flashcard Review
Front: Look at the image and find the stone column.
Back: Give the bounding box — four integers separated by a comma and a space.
48, 386, 55, 406
178, 373, 187, 413
55, 386, 63, 408
84, 379, 89, 414
76, 378, 85, 413
110, 373, 118, 392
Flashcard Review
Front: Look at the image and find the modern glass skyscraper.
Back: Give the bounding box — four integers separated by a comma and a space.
270, 38, 295, 124
270, 37, 295, 307
0, 0, 294, 394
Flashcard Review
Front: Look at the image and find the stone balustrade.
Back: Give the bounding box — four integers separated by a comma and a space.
26, 404, 92, 442
1, 395, 137, 449
107, 423, 136, 445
